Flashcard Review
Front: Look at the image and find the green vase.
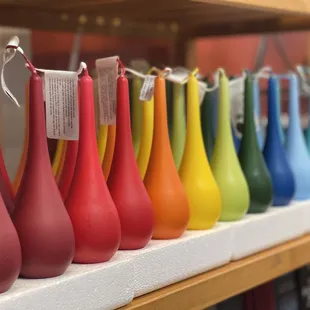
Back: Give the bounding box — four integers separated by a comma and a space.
211, 70, 249, 221
171, 84, 186, 169
238, 75, 273, 213
200, 82, 215, 161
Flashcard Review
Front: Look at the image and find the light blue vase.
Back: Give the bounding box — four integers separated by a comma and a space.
305, 97, 310, 154
286, 74, 310, 200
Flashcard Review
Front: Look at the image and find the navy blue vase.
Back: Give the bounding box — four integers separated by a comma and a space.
263, 76, 295, 206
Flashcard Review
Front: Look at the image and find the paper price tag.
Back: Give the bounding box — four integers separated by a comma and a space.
95, 56, 118, 125
1, 36, 21, 107
43, 71, 79, 140
198, 81, 207, 105
139, 75, 156, 101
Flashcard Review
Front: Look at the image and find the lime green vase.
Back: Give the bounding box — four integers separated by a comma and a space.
211, 70, 249, 221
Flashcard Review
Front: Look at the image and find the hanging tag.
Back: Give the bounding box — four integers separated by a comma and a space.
1, 36, 21, 107
95, 56, 119, 125
130, 59, 150, 74
230, 77, 245, 139
42, 70, 79, 140
198, 81, 207, 105
139, 75, 156, 101
166, 67, 190, 84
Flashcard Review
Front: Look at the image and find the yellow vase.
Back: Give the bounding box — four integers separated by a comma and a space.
131, 77, 143, 156
55, 140, 67, 183
211, 70, 249, 221
136, 97, 154, 179
179, 72, 221, 229
97, 125, 108, 164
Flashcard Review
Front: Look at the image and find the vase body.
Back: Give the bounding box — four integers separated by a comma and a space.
179, 75, 221, 229
171, 84, 186, 169
144, 76, 189, 239
131, 77, 143, 156
108, 76, 153, 249
238, 76, 273, 213
286, 74, 310, 200
253, 78, 264, 150
13, 73, 75, 278
136, 96, 154, 179
263, 76, 295, 206
102, 125, 116, 179
66, 72, 121, 263
200, 83, 215, 161
211, 72, 249, 221
0, 194, 21, 292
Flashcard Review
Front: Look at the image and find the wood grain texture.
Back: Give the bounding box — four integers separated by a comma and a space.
121, 235, 310, 310
0, 0, 309, 37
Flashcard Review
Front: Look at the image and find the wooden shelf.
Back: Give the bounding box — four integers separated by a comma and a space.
121, 234, 310, 310
0, 0, 310, 37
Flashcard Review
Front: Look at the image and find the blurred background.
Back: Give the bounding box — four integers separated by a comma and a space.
1, 28, 309, 180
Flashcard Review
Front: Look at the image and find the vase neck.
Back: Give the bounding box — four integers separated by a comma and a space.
27, 73, 51, 164
288, 75, 302, 134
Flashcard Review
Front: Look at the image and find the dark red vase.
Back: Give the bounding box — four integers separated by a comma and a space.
0, 193, 21, 292
0, 149, 15, 214
108, 75, 154, 250
12, 73, 75, 278
66, 70, 121, 263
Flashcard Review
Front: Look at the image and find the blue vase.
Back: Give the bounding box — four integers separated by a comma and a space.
286, 74, 310, 200
253, 78, 264, 150
305, 97, 310, 154
263, 76, 295, 206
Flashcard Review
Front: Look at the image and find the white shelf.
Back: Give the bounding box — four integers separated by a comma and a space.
0, 201, 309, 310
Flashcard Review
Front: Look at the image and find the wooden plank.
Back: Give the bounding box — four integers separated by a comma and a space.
193, 0, 310, 14
193, 16, 310, 37
121, 235, 310, 310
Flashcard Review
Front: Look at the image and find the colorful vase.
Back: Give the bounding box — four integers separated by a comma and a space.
238, 75, 273, 213
263, 76, 295, 206
179, 72, 221, 229
144, 75, 189, 239
286, 74, 310, 200
211, 70, 249, 221
66, 70, 121, 263
108, 74, 153, 249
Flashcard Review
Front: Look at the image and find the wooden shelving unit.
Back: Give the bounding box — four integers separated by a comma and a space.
1, 1, 310, 309
121, 235, 310, 310
1, 0, 310, 38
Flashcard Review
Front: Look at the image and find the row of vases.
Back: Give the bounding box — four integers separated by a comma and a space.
0, 48, 306, 295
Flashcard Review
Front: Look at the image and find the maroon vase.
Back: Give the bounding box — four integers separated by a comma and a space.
0, 193, 21, 292
12, 73, 75, 278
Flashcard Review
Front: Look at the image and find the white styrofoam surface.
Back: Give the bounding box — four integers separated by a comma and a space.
231, 201, 310, 261
0, 253, 134, 310
1, 201, 309, 309
119, 223, 233, 297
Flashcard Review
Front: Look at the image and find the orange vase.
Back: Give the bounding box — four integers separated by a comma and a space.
102, 125, 116, 180
144, 75, 189, 239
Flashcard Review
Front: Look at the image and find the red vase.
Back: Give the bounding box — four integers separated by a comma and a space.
58, 140, 78, 201
0, 193, 21, 292
108, 75, 153, 250
12, 73, 75, 278
0, 149, 15, 214
66, 70, 121, 263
